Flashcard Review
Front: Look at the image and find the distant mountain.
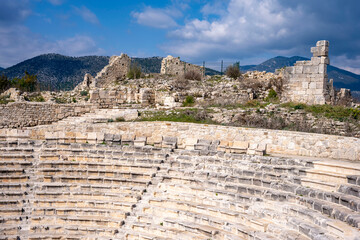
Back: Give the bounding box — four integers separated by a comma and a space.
242, 56, 360, 91
1, 54, 109, 91
0, 67, 3, 71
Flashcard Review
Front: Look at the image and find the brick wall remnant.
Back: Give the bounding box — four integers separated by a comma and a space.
161, 55, 204, 78
282, 40, 336, 105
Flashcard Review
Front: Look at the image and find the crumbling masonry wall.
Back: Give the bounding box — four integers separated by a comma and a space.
161, 55, 204, 77
282, 40, 334, 105
76, 54, 131, 90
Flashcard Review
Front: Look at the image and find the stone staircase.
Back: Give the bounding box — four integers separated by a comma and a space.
0, 134, 359, 239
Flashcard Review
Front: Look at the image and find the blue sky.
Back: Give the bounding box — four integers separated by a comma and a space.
1, 0, 360, 73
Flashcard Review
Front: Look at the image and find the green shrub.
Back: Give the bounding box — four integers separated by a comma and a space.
28, 94, 45, 102
265, 89, 279, 102
226, 64, 241, 79
11, 71, 38, 92
182, 96, 195, 107
127, 63, 142, 79
80, 90, 88, 96
0, 74, 11, 93
54, 97, 67, 104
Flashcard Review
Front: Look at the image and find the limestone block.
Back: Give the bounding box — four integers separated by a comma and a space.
318, 64, 326, 74
96, 133, 105, 143
309, 82, 317, 89
134, 136, 147, 147
294, 66, 304, 74
255, 143, 267, 156
285, 67, 295, 74
230, 141, 248, 154
146, 135, 162, 147
311, 57, 321, 65
320, 57, 329, 65
162, 136, 177, 148
87, 132, 97, 144
217, 140, 229, 152
122, 134, 135, 145
113, 134, 121, 142
302, 82, 309, 89
184, 138, 198, 150
303, 65, 319, 74
104, 133, 114, 141
317, 40, 329, 47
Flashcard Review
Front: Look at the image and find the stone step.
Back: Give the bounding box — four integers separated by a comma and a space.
301, 169, 348, 184
312, 160, 360, 176
32, 199, 135, 212
338, 184, 360, 198
299, 177, 338, 192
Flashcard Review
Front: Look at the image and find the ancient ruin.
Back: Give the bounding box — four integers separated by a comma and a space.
282, 40, 335, 105
76, 53, 131, 90
161, 55, 204, 77
0, 40, 360, 240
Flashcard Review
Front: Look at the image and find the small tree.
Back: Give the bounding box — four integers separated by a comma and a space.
12, 71, 38, 92
127, 63, 142, 79
0, 74, 11, 93
226, 63, 241, 79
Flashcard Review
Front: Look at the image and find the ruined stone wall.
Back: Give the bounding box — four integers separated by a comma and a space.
89, 88, 155, 108
282, 40, 334, 105
75, 54, 131, 90
95, 54, 131, 87
24, 121, 360, 161
161, 55, 204, 77
0, 102, 93, 129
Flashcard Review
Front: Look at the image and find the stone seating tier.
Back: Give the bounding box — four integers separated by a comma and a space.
0, 137, 359, 240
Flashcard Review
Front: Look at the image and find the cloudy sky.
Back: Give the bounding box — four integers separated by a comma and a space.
1, 0, 360, 73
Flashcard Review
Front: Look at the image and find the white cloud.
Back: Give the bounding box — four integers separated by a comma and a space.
0, 25, 104, 67
164, 0, 310, 61
161, 0, 360, 74
73, 6, 99, 25
132, 6, 182, 29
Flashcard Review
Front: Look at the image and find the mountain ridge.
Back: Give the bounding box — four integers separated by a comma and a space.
1, 54, 360, 92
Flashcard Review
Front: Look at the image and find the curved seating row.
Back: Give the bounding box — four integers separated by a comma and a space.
0, 136, 359, 240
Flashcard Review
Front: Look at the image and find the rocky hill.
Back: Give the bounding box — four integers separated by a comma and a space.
1, 54, 109, 91
242, 56, 360, 91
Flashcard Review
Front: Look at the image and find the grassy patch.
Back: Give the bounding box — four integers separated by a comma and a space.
138, 109, 218, 125
281, 102, 360, 121
208, 100, 269, 110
